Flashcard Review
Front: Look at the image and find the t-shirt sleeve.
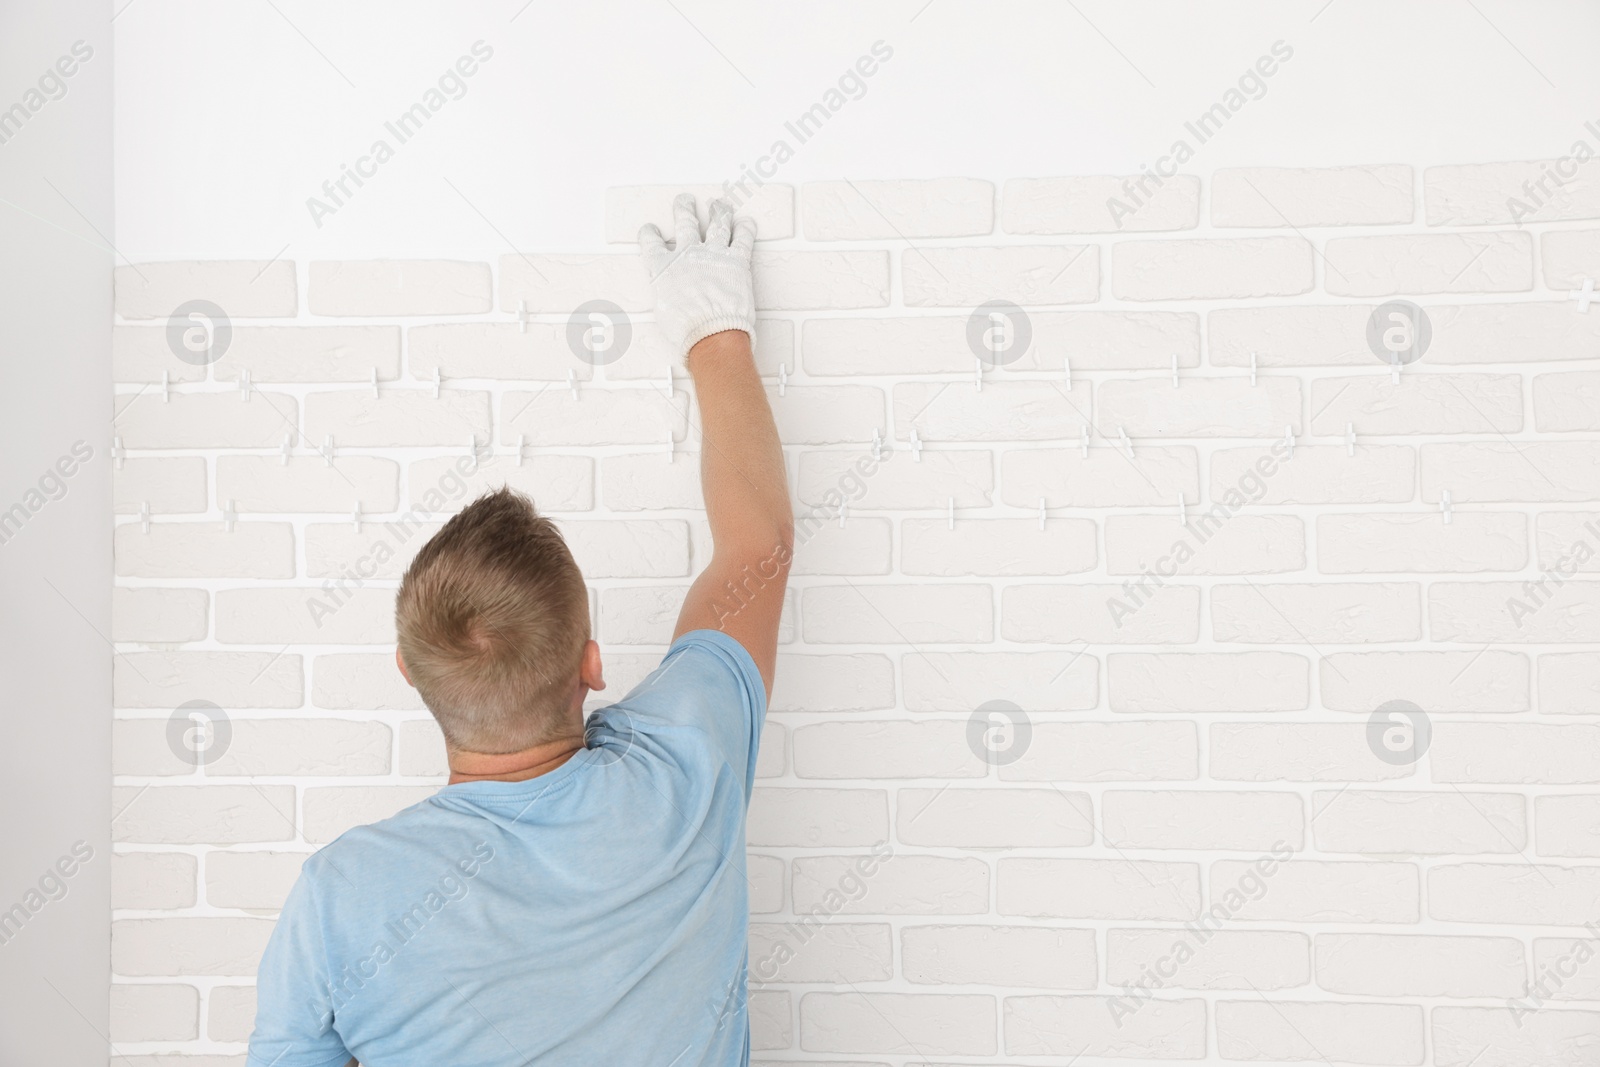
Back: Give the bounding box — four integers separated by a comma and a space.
247, 866, 356, 1067
600, 628, 767, 796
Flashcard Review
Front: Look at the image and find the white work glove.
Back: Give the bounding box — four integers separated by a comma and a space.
638, 194, 756, 363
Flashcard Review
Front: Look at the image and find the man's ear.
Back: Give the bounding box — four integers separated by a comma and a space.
395, 647, 414, 687
580, 638, 605, 692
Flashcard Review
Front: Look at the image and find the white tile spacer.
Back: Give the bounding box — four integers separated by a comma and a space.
371, 367, 380, 398
322, 434, 335, 467
1284, 425, 1296, 459
777, 362, 788, 397
111, 435, 125, 470
238, 369, 251, 401
1572, 277, 1596, 313
1177, 492, 1187, 525
280, 433, 292, 466
871, 428, 883, 461
567, 369, 580, 400
1117, 425, 1134, 460
1390, 355, 1401, 385
1038, 497, 1047, 531
160, 369, 170, 403
222, 499, 236, 533
909, 426, 922, 463
665, 429, 674, 463
974, 355, 984, 393
467, 435, 482, 469
838, 501, 848, 529
515, 433, 526, 466
351, 503, 362, 533
517, 298, 529, 334
947, 496, 955, 530
1172, 352, 1180, 387
1249, 351, 1258, 388
1081, 426, 1091, 458
1440, 489, 1453, 525
1062, 353, 1072, 391
432, 367, 443, 398
1345, 422, 1356, 457
139, 501, 151, 533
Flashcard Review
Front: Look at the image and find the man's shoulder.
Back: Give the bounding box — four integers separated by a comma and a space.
298, 789, 465, 889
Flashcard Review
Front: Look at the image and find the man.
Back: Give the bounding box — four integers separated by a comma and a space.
248, 195, 793, 1066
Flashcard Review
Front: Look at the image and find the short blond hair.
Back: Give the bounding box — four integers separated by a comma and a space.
395, 487, 589, 753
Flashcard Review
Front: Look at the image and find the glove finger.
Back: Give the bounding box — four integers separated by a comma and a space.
705, 199, 734, 248
672, 193, 701, 248
636, 223, 670, 275
730, 216, 757, 262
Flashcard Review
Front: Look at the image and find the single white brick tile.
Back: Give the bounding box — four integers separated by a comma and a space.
205, 719, 392, 778
747, 788, 888, 847
1315, 933, 1525, 998
1209, 723, 1411, 783
797, 449, 992, 510
1106, 514, 1305, 575
109, 983, 199, 1042
1001, 721, 1198, 782
1542, 228, 1600, 288
1312, 790, 1526, 855
770, 653, 895, 712
598, 585, 689, 645
801, 584, 992, 644
802, 310, 1199, 376
114, 718, 209, 776
1211, 858, 1420, 924
301, 786, 438, 844
1002, 446, 1199, 508
1532, 937, 1600, 999
1428, 300, 1600, 363
604, 183, 795, 243
1431, 580, 1600, 643
1097, 376, 1301, 438
1003, 174, 1201, 234
115, 260, 296, 320
998, 858, 1201, 920
304, 389, 492, 448
114, 457, 208, 515
896, 787, 1093, 847
1215, 1001, 1424, 1065
205, 851, 309, 911
1422, 442, 1600, 503
1004, 582, 1201, 644
1212, 165, 1414, 227
901, 517, 1096, 576
1538, 513, 1600, 572
1113, 237, 1314, 301
112, 328, 208, 383
752, 249, 889, 310
766, 384, 886, 445
1539, 652, 1600, 715
1211, 582, 1422, 644
901, 245, 1099, 307
500, 387, 688, 448
399, 718, 448, 777
894, 381, 1091, 443
116, 522, 295, 579
748, 853, 784, 914
1109, 652, 1310, 712
1004, 994, 1207, 1059
1433, 1006, 1600, 1067
600, 452, 704, 511
1323, 231, 1535, 296
792, 854, 988, 916
309, 260, 491, 316
497, 253, 652, 313
1429, 863, 1600, 925
1103, 790, 1304, 851
749, 922, 891, 984
1431, 723, 1600, 784
902, 925, 1097, 988
1210, 445, 1415, 505
1426, 160, 1600, 225
557, 519, 689, 578
799, 992, 995, 1057
112, 587, 207, 644
112, 785, 296, 845
313, 653, 426, 711
208, 984, 257, 1042
211, 325, 402, 382
748, 989, 791, 1052
113, 917, 276, 976
1208, 304, 1376, 367
1317, 513, 1527, 574
902, 651, 1097, 713
114, 390, 297, 449
217, 455, 400, 514
802, 178, 993, 240
112, 851, 198, 910
304, 520, 440, 581
215, 586, 395, 645
407, 322, 581, 381
1107, 929, 1311, 990
791, 517, 892, 575
1534, 370, 1600, 431
114, 651, 304, 709
1313, 372, 1523, 436
1320, 650, 1531, 714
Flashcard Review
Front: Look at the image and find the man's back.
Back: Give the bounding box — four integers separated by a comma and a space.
248, 630, 766, 1067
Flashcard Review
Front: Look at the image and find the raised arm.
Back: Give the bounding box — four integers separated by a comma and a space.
639, 195, 793, 697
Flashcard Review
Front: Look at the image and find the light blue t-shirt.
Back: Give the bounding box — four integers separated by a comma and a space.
248, 629, 766, 1067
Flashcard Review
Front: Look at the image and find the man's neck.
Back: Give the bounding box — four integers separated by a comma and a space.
446, 734, 586, 785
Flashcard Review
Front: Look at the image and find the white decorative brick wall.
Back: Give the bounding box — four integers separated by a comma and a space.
110, 164, 1600, 1065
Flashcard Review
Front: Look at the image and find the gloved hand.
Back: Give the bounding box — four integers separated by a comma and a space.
638, 194, 756, 363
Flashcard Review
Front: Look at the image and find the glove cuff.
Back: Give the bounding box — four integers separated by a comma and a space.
681, 316, 757, 363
